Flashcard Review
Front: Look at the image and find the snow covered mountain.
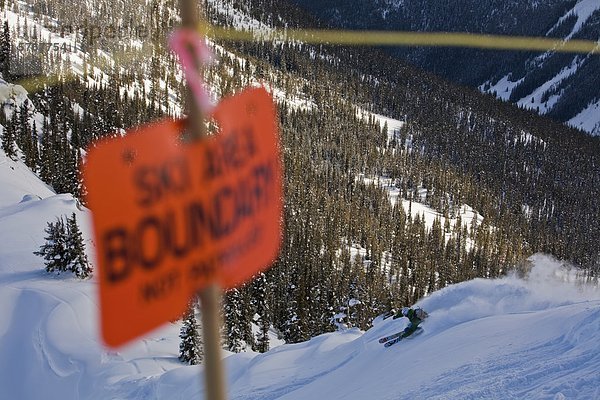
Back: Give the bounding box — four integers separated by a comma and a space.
1, 1, 600, 398
1, 151, 598, 400
291, 0, 600, 136
1, 113, 598, 397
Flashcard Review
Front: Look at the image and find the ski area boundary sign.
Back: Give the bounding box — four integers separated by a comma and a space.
83, 87, 283, 347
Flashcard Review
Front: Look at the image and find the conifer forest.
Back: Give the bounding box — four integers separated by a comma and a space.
1, 0, 599, 353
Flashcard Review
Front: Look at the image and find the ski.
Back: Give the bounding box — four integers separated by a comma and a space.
382, 327, 424, 347
382, 309, 396, 320
384, 336, 403, 347
378, 332, 403, 344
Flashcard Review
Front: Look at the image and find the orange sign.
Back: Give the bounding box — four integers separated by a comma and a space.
83, 88, 283, 347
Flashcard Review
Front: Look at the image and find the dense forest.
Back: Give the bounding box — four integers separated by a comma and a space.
290, 0, 600, 130
0, 0, 598, 357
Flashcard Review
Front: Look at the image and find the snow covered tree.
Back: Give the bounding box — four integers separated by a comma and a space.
179, 301, 203, 365
35, 214, 92, 278
34, 217, 68, 274
37, 115, 51, 179
281, 285, 303, 343
65, 213, 92, 279
224, 288, 248, 352
251, 273, 271, 353
1, 110, 17, 160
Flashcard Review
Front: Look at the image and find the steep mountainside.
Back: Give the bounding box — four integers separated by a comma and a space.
291, 0, 600, 135
1, 0, 599, 349
1, 2, 600, 398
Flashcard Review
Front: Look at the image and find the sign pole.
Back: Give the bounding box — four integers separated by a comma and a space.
179, 0, 206, 139
198, 284, 226, 400
179, 1, 227, 400
85, 0, 280, 392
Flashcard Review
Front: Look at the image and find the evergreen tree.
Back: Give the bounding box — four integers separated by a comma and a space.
27, 121, 39, 171
0, 20, 10, 79
34, 217, 68, 274
179, 301, 203, 365
1, 117, 17, 160
34, 214, 91, 279
224, 288, 247, 352
281, 288, 303, 343
251, 273, 271, 353
59, 146, 79, 195
65, 213, 92, 279
38, 116, 54, 184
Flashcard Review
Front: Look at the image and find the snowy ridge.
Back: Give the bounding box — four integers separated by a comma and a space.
293, 0, 600, 135
568, 98, 600, 134
552, 0, 600, 40
514, 58, 580, 114
482, 0, 600, 136
0, 146, 186, 399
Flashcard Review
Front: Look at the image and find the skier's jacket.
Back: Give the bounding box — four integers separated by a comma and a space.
393, 307, 428, 338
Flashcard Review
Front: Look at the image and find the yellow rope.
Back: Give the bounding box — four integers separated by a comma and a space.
15, 24, 600, 91
200, 24, 600, 54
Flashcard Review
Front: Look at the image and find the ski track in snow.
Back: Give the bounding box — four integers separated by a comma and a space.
401, 305, 600, 400
228, 331, 362, 400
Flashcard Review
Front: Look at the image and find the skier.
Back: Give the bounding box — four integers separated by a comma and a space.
393, 307, 428, 338
379, 306, 429, 346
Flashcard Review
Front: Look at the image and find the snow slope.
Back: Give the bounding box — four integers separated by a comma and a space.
225, 255, 600, 400
483, 0, 600, 136
2, 1, 597, 397
555, 0, 600, 41
1, 146, 598, 400
0, 80, 598, 399
0, 146, 188, 399
569, 98, 600, 134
